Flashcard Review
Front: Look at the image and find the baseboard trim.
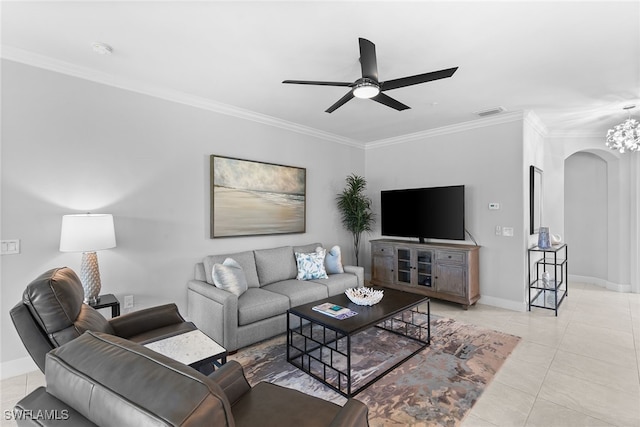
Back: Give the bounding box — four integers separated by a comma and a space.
569, 275, 632, 293
477, 295, 527, 312
0, 356, 38, 380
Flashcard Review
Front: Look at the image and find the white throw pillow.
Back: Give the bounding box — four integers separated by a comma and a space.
213, 258, 248, 297
295, 248, 328, 280
317, 245, 344, 274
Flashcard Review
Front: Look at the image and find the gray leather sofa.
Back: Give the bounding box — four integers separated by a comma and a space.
14, 331, 369, 426
10, 267, 196, 372
188, 243, 364, 352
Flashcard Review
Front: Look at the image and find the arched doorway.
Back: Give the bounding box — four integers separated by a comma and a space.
564, 152, 608, 281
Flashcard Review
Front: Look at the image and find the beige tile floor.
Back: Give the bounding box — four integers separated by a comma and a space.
1, 282, 639, 426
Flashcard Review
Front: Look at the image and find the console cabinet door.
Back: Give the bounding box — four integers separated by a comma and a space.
371, 244, 394, 285
435, 264, 467, 297
416, 250, 434, 288
434, 250, 467, 297
372, 253, 394, 284
395, 247, 413, 285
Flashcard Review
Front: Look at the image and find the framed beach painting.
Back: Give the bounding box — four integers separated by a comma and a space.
210, 155, 306, 238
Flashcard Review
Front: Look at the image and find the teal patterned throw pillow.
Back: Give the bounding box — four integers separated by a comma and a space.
295, 248, 329, 280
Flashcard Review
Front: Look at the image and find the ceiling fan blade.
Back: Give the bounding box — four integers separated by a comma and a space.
283, 80, 353, 87
325, 91, 355, 113
358, 38, 378, 81
371, 93, 410, 111
380, 67, 458, 91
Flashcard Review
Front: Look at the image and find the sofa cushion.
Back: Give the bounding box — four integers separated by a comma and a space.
45, 331, 233, 427
254, 246, 297, 286
310, 273, 357, 297
295, 249, 328, 280
213, 258, 249, 297
238, 288, 290, 326
320, 245, 345, 274
263, 279, 328, 307
204, 251, 260, 288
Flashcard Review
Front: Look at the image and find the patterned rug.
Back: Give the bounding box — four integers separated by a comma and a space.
229, 315, 520, 427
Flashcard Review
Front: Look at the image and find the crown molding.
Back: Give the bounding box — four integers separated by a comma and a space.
1, 46, 365, 149
547, 130, 604, 139
365, 110, 528, 149
2, 46, 571, 149
523, 110, 548, 137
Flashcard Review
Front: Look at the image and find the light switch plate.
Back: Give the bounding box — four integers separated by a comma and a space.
502, 227, 514, 237
1, 239, 20, 255
489, 203, 500, 210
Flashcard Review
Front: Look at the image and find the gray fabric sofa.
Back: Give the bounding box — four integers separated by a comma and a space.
14, 331, 369, 426
187, 243, 364, 352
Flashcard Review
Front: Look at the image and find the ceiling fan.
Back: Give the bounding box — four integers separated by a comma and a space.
283, 38, 458, 113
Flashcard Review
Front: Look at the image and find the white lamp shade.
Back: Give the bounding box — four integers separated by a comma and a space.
60, 214, 116, 252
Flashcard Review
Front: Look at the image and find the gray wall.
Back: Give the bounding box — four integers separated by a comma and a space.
1, 60, 364, 372
364, 117, 531, 308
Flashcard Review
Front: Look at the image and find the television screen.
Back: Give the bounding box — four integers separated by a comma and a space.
381, 185, 465, 241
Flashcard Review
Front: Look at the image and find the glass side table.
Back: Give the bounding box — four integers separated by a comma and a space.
527, 244, 568, 316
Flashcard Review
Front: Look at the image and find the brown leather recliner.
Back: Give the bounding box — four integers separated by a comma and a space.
9, 267, 196, 372
14, 331, 369, 426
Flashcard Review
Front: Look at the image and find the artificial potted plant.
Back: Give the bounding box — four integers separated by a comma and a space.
336, 174, 375, 266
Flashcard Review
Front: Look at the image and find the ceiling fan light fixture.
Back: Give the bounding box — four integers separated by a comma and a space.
353, 81, 380, 99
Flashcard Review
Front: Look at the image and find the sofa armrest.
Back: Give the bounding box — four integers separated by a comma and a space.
343, 265, 365, 288
187, 280, 239, 351
15, 387, 95, 426
187, 280, 238, 305
329, 398, 370, 427
108, 303, 185, 338
208, 360, 251, 405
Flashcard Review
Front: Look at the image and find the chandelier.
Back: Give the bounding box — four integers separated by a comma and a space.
605, 106, 640, 153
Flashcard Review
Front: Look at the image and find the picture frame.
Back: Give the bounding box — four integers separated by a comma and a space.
529, 165, 543, 235
210, 155, 306, 238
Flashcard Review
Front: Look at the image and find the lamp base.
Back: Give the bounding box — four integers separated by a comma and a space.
80, 252, 102, 304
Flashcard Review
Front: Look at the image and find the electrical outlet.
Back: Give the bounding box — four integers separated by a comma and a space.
124, 295, 134, 309
495, 226, 502, 236
488, 203, 500, 210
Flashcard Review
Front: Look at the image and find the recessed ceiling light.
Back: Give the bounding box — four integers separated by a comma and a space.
92, 42, 113, 55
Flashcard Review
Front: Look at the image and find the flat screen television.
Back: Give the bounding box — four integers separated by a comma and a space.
381, 185, 465, 241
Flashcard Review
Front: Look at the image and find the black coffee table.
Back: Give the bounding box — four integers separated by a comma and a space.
287, 287, 430, 397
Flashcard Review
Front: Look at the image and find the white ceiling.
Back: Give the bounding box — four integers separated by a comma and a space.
2, 1, 639, 145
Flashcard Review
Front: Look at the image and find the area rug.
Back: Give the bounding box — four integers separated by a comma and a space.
229, 315, 520, 426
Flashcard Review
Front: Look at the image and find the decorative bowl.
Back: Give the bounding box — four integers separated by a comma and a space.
345, 287, 384, 306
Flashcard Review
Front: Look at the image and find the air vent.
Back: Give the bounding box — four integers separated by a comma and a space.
475, 106, 506, 117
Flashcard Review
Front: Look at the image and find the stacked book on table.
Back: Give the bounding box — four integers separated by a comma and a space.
312, 302, 358, 320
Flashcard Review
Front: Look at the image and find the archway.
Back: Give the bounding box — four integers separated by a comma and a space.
564, 152, 608, 281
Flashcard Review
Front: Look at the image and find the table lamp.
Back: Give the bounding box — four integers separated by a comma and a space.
60, 213, 116, 304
